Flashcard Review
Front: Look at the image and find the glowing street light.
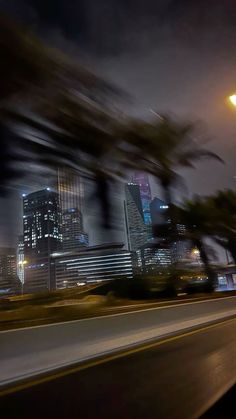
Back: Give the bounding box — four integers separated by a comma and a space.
228, 94, 236, 106
18, 260, 27, 267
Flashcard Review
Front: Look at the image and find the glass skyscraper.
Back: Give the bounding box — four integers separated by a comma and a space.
132, 172, 152, 225
62, 208, 89, 251
23, 189, 62, 292
58, 168, 89, 251
58, 167, 84, 213
124, 183, 147, 252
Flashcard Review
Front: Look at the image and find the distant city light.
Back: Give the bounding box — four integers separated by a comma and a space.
18, 260, 27, 266
160, 205, 169, 209
192, 248, 200, 257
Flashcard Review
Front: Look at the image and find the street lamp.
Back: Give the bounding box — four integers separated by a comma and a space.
191, 248, 201, 265
228, 94, 236, 106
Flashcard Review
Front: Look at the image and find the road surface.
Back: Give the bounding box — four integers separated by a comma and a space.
1, 295, 236, 386
1, 318, 236, 418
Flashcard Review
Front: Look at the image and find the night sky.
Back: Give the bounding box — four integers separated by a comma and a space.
0, 1, 236, 252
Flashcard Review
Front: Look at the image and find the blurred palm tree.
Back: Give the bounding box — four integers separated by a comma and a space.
120, 116, 223, 254
120, 115, 222, 205
0, 14, 124, 220
207, 190, 236, 264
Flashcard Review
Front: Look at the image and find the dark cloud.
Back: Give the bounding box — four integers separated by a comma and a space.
1, 1, 236, 56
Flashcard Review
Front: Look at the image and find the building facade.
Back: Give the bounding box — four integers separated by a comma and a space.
58, 167, 89, 251
132, 172, 152, 225
58, 167, 84, 212
23, 189, 62, 292
136, 244, 172, 273
124, 183, 148, 252
150, 197, 190, 263
51, 244, 133, 289
62, 208, 89, 251
0, 247, 20, 295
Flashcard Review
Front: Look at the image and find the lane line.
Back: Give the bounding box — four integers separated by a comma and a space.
1, 316, 236, 398
1, 294, 236, 334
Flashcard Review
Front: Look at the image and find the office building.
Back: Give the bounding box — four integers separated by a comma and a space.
0, 247, 20, 295
136, 243, 172, 272
124, 183, 148, 252
58, 167, 84, 212
51, 243, 133, 289
58, 167, 89, 251
62, 208, 89, 251
23, 188, 62, 292
132, 172, 152, 225
150, 197, 190, 263
173, 224, 191, 262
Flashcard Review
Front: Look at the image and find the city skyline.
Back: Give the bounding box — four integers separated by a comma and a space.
0, 177, 172, 292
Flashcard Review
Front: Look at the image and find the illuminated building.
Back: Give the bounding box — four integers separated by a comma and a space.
132, 172, 152, 225
124, 183, 148, 252
150, 197, 190, 264
62, 208, 89, 251
136, 244, 172, 272
58, 167, 89, 250
58, 167, 84, 212
51, 243, 133, 288
23, 189, 62, 292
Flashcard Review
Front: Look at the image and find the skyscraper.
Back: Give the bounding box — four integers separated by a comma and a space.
23, 189, 62, 292
62, 208, 89, 251
57, 168, 89, 251
150, 197, 190, 263
58, 167, 84, 212
124, 183, 147, 252
132, 172, 152, 225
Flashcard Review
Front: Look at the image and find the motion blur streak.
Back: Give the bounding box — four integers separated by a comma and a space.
1, 295, 236, 387
1, 318, 236, 419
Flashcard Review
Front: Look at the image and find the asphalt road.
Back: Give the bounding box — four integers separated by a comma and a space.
1, 318, 236, 419
1, 295, 236, 385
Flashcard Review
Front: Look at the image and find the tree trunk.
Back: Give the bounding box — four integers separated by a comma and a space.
194, 239, 216, 291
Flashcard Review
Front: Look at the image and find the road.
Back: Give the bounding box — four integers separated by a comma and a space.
0, 318, 236, 419
1, 295, 236, 386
